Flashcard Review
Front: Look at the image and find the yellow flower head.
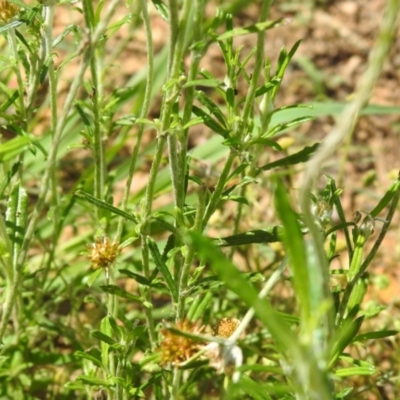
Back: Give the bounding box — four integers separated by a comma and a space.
0, 0, 20, 23
86, 236, 120, 270
158, 320, 205, 365
213, 317, 240, 338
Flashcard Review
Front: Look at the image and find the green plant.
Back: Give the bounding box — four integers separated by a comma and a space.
0, 0, 399, 399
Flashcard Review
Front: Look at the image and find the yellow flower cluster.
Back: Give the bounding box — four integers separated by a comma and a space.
86, 236, 120, 270
0, 0, 20, 23
158, 320, 205, 365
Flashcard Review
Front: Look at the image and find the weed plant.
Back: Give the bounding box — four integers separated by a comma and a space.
0, 0, 399, 399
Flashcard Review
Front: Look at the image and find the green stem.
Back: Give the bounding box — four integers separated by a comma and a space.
138, 0, 192, 348
0, 264, 23, 340
166, 0, 192, 210
169, 0, 205, 211
176, 185, 207, 320
228, 1, 272, 259
201, 150, 237, 229
171, 368, 182, 400
82, 0, 106, 222
238, 0, 272, 139
90, 55, 106, 219
115, 0, 154, 241
39, 4, 61, 290
167, 0, 179, 75
141, 238, 157, 346
8, 28, 27, 129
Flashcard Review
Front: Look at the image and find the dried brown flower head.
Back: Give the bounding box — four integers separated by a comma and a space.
86, 236, 120, 270
158, 320, 205, 365
213, 317, 240, 338
0, 0, 20, 23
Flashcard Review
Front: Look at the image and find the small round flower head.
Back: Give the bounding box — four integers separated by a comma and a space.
158, 320, 205, 365
86, 236, 120, 270
0, 1, 20, 23
213, 317, 240, 338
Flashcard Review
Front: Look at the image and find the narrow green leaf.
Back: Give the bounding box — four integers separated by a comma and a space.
274, 180, 310, 320
52, 24, 78, 48
99, 317, 112, 368
221, 195, 249, 205
258, 143, 319, 172
99, 284, 143, 303
254, 77, 281, 97
216, 19, 284, 41
234, 374, 273, 400
75, 103, 92, 127
91, 329, 116, 346
227, 163, 249, 181
329, 314, 364, 368
183, 79, 221, 88
211, 227, 283, 247
119, 269, 152, 286
74, 190, 138, 223
191, 106, 229, 136
151, 0, 168, 20
334, 366, 376, 377
147, 237, 178, 302
187, 291, 213, 322
0, 136, 31, 162
263, 116, 314, 138
0, 20, 23, 35
74, 351, 103, 368
370, 176, 400, 218
237, 365, 283, 374
248, 138, 283, 151
194, 90, 227, 126
76, 375, 111, 386
182, 116, 206, 130
272, 40, 302, 100
86, 268, 103, 287
6, 184, 28, 263
353, 330, 398, 342
0, 90, 19, 113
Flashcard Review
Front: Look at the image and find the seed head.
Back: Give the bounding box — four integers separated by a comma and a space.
213, 317, 240, 338
158, 320, 205, 365
86, 236, 120, 270
0, 0, 20, 23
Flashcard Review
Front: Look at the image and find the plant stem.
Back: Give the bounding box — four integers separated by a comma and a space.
116, 0, 154, 241
238, 0, 272, 140
8, 28, 27, 130
229, 0, 272, 258
177, 185, 207, 320
141, 237, 157, 346
169, 0, 205, 211
202, 150, 237, 228
38, 3, 61, 290
166, 0, 191, 211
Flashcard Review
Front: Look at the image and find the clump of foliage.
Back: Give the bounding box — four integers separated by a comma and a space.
0, 0, 399, 399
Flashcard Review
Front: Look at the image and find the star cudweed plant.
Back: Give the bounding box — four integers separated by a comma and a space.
0, 0, 399, 399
